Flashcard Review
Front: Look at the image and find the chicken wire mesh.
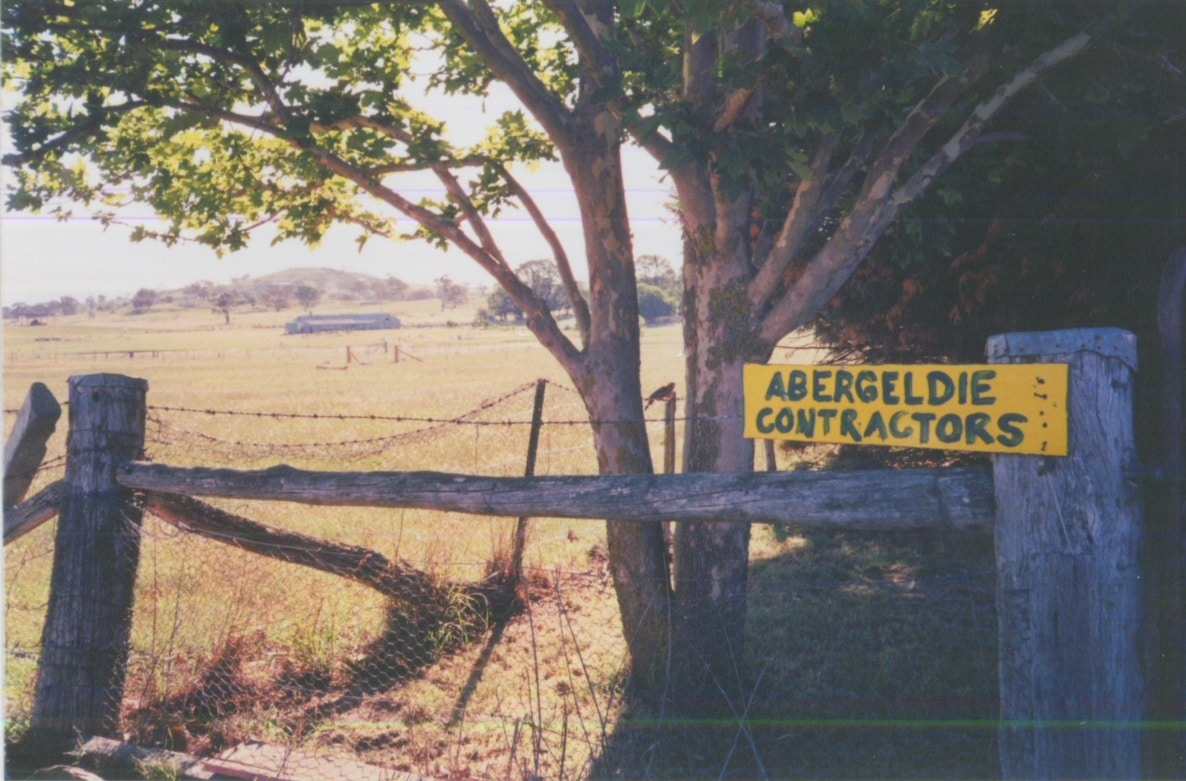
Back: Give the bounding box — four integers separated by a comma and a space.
5, 380, 1000, 780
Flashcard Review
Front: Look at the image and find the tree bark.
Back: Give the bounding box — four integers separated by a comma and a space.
672, 203, 769, 703
558, 116, 673, 693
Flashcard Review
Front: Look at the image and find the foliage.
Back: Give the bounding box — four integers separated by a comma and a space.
294, 284, 321, 312
484, 258, 576, 321
635, 254, 679, 300
434, 275, 468, 311
132, 287, 158, 312
636, 283, 677, 324
485, 286, 521, 322
259, 285, 293, 312
812, 35, 1185, 364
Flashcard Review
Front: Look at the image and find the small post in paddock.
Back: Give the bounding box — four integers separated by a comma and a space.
509, 379, 547, 583
29, 374, 148, 749
989, 329, 1145, 779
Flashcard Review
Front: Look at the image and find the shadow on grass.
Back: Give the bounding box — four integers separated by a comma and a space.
109, 571, 523, 758
590, 528, 1000, 780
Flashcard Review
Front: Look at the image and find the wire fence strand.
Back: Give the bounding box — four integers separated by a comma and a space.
5, 376, 999, 780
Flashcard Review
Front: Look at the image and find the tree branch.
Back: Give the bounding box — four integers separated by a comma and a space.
886, 31, 1093, 219
747, 135, 838, 306
495, 163, 592, 346
539, 0, 619, 92
160, 37, 291, 122
432, 163, 509, 267
758, 27, 1098, 347
2, 103, 146, 166
749, 2, 804, 48
437, 0, 576, 148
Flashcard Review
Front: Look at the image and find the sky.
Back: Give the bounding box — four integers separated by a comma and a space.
0, 151, 682, 305
0, 80, 683, 307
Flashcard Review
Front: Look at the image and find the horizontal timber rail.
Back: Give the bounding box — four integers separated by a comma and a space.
117, 462, 995, 532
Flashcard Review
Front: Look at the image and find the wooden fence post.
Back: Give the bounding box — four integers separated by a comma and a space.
988, 329, 1145, 779
509, 379, 547, 582
3, 382, 62, 509
29, 374, 148, 749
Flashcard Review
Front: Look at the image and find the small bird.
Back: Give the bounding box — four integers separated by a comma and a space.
644, 382, 677, 409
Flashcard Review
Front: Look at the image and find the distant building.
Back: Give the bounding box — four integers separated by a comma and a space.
285, 313, 401, 334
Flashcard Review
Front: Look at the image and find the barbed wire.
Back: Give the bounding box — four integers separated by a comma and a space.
145, 415, 437, 456
147, 379, 542, 424
6, 379, 740, 427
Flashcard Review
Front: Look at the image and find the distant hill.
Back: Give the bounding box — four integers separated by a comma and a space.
3, 267, 467, 319
242, 267, 411, 297
171, 267, 435, 301
145, 267, 451, 314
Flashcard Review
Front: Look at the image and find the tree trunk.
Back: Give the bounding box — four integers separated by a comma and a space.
672, 202, 769, 705
561, 123, 672, 694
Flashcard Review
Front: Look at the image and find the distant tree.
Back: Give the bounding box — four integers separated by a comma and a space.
295, 285, 320, 312
184, 282, 213, 303
637, 283, 678, 324
379, 276, 409, 301
516, 259, 568, 313
58, 296, 79, 316
212, 291, 236, 324
636, 255, 679, 299
435, 275, 468, 311
85, 296, 96, 317
486, 286, 522, 321
131, 288, 156, 313
260, 285, 293, 312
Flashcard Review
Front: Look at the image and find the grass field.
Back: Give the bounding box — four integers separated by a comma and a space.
4, 300, 999, 779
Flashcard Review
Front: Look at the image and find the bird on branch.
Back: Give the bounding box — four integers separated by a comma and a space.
644, 382, 676, 409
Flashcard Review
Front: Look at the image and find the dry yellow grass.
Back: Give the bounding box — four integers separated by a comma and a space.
5, 303, 999, 780
3, 301, 690, 776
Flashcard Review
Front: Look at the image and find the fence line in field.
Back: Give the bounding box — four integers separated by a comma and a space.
4, 326, 1169, 780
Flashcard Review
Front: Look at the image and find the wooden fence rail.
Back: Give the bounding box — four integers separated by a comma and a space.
116, 462, 996, 531
7, 326, 1157, 779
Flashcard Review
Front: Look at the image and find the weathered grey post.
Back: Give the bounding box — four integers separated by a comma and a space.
510, 379, 546, 581
30, 374, 148, 748
989, 329, 1145, 779
3, 382, 62, 509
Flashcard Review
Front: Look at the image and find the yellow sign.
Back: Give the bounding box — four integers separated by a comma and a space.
744, 363, 1069, 456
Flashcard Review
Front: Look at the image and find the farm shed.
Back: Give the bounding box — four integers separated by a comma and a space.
285, 313, 401, 334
